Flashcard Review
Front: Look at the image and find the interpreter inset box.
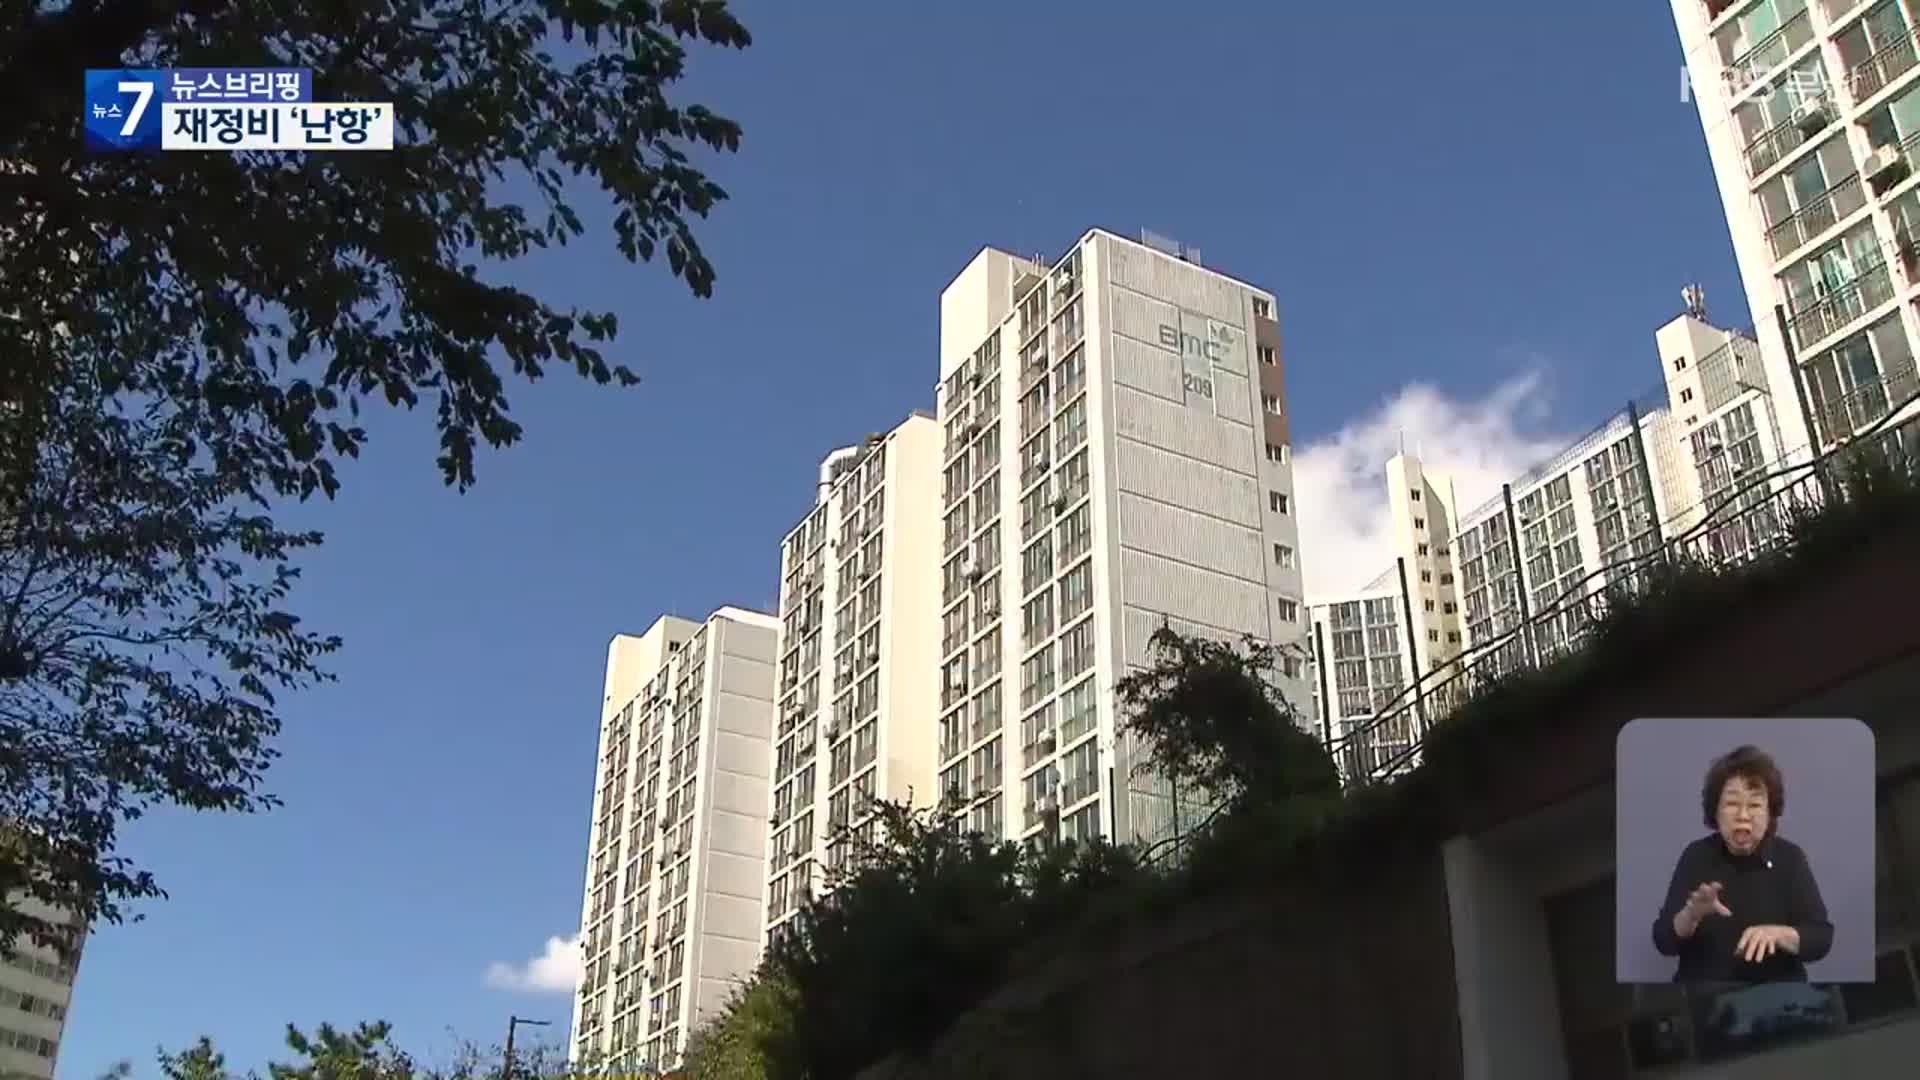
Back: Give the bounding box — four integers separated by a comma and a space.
1615, 717, 1875, 985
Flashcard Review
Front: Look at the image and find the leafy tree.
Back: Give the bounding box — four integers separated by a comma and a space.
0, 0, 751, 953
159, 1036, 238, 1080
0, 368, 334, 955
1115, 626, 1339, 819
681, 972, 797, 1079
152, 1022, 579, 1080
759, 801, 1147, 1080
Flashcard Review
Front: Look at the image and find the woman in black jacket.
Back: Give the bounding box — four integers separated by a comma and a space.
1651, 744, 1834, 983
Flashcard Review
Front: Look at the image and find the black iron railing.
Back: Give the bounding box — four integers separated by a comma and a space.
1327, 390, 1920, 790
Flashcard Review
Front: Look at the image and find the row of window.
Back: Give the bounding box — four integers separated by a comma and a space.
0, 1025, 56, 1060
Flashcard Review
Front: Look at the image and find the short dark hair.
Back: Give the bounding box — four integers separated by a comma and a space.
1702, 744, 1785, 833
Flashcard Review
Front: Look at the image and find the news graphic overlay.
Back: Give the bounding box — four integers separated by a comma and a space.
85, 67, 394, 151
1616, 717, 1876, 986
84, 68, 166, 151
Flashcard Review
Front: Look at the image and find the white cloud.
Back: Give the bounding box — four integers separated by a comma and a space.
485, 933, 582, 995
1293, 369, 1572, 601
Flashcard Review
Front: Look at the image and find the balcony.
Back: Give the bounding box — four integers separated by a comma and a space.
1706, 0, 1739, 17
1745, 96, 1834, 177
1725, 10, 1815, 91
1785, 259, 1895, 350
1848, 29, 1920, 102
1812, 359, 1920, 445
1767, 171, 1866, 259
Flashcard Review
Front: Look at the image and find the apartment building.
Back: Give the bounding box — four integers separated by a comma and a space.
569, 608, 779, 1072
1306, 454, 1466, 777
762, 415, 941, 945
0, 899, 81, 1080
1656, 307, 1804, 560
933, 229, 1310, 851
1673, 0, 1920, 460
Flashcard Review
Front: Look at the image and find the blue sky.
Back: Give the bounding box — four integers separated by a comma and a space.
57, 2, 1748, 1074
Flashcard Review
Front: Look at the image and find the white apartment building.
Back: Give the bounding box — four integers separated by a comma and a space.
1656, 308, 1804, 560
0, 899, 81, 1080
933, 229, 1310, 851
1307, 454, 1466, 776
1673, 0, 1920, 461
762, 415, 941, 944
569, 608, 779, 1072
1452, 398, 1683, 674
1306, 310, 1799, 779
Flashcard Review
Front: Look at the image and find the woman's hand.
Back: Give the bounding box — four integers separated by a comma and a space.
1674, 881, 1731, 938
1736, 924, 1801, 963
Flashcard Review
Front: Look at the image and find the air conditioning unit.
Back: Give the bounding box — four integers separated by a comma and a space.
867, 649, 880, 664
1867, 142, 1910, 193
1035, 793, 1058, 814
963, 421, 981, 440
1037, 732, 1056, 753
826, 723, 842, 741
1794, 95, 1834, 137
770, 810, 784, 826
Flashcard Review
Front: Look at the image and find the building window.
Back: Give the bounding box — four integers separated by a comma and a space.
1269, 491, 1289, 514
1423, 599, 1435, 612
1418, 543, 1430, 556
1680, 387, 1694, 403
1252, 296, 1272, 318
1413, 517, 1425, 530
1427, 629, 1439, 642
1446, 631, 1460, 643
1257, 344, 1276, 365
1421, 570, 1432, 583
1272, 543, 1294, 568
1265, 443, 1289, 464
1276, 597, 1299, 623
1262, 393, 1281, 415
1674, 356, 1687, 371
1410, 489, 1422, 502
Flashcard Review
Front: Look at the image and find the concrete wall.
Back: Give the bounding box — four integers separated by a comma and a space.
855, 853, 1462, 1080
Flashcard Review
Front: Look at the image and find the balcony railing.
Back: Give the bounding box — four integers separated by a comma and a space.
1324, 391, 1920, 790
1847, 29, 1920, 101
1743, 98, 1832, 177
1767, 172, 1866, 259
1812, 360, 1920, 445
1727, 11, 1815, 90
1784, 257, 1895, 350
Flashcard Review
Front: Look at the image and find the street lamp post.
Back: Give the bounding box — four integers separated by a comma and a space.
502, 1016, 552, 1080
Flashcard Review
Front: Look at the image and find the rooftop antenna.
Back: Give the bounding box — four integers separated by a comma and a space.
1682, 283, 1707, 320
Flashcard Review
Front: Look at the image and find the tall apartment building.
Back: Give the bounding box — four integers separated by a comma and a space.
1306, 454, 1466, 775
1655, 307, 1802, 559
1673, 0, 1920, 461
569, 608, 779, 1072
1304, 308, 1808, 779
0, 899, 82, 1080
762, 415, 941, 944
933, 229, 1310, 851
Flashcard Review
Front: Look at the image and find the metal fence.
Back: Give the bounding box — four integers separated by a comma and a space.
1326, 394, 1920, 791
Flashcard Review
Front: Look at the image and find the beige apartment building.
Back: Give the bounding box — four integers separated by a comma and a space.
933, 228, 1311, 850
568, 608, 779, 1072
761, 414, 942, 945
0, 898, 82, 1080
